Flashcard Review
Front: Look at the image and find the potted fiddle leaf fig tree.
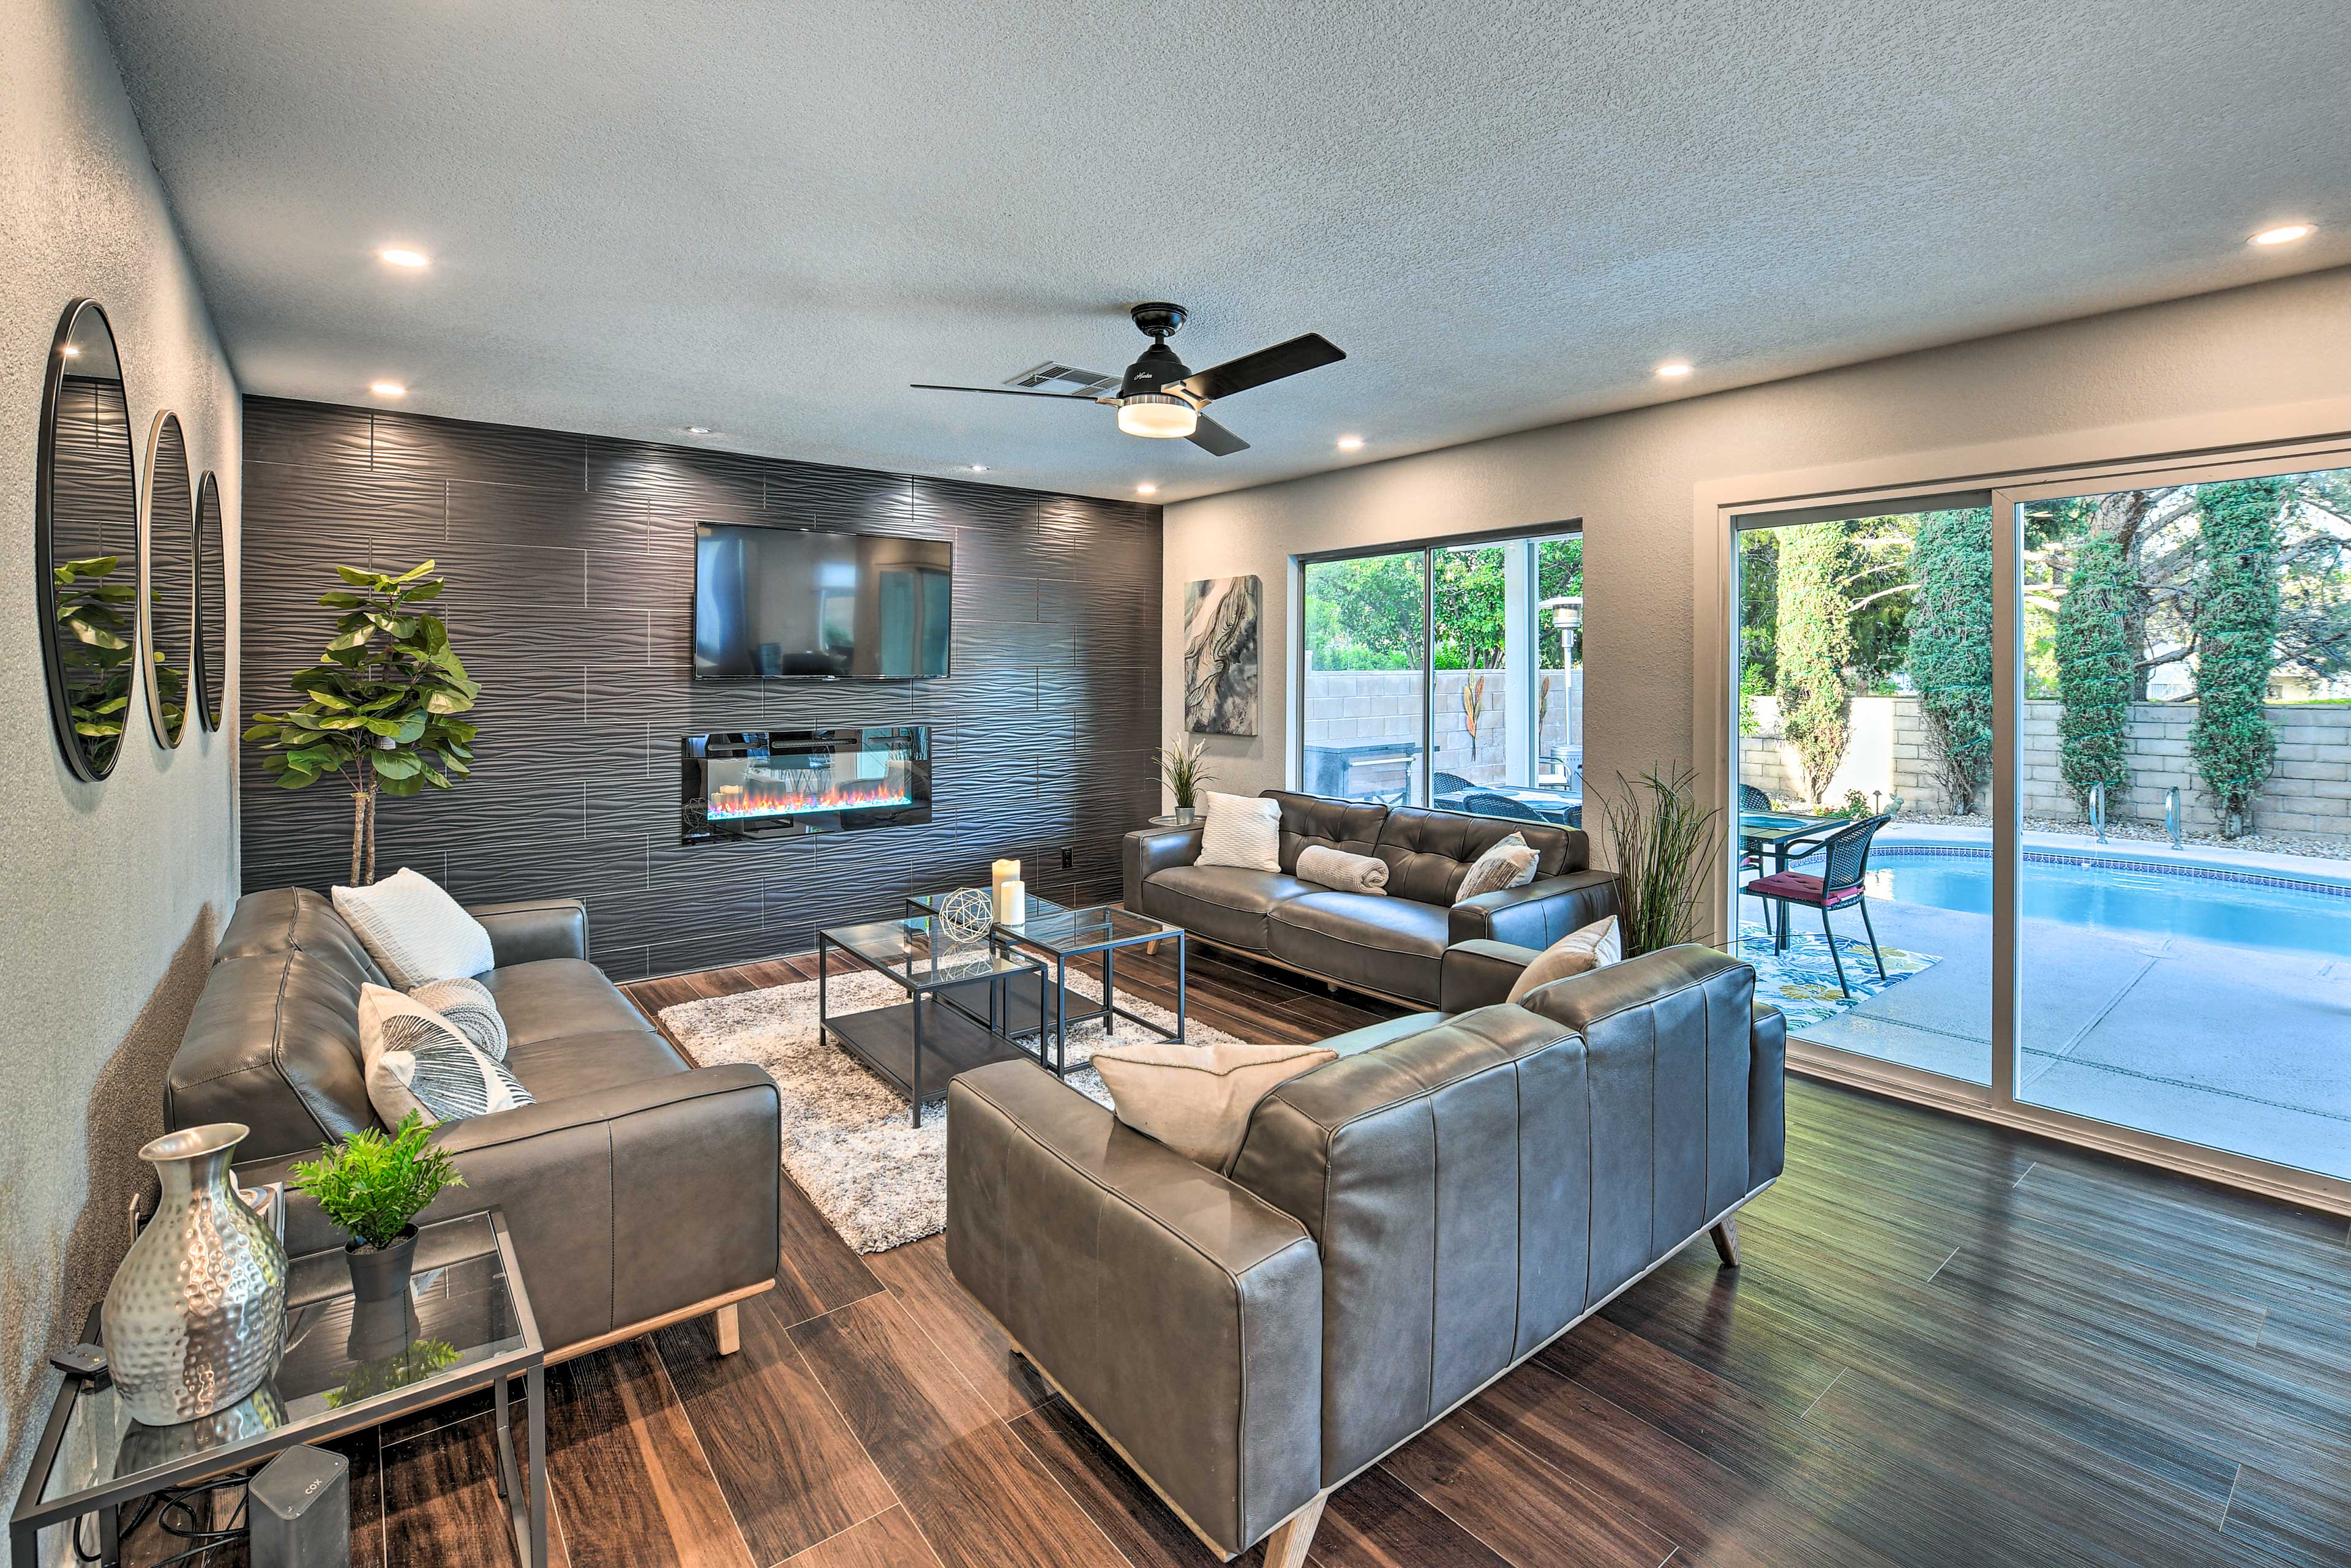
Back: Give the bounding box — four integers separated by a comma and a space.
245, 560, 479, 884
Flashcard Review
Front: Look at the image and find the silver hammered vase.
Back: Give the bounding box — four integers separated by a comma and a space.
101, 1123, 289, 1425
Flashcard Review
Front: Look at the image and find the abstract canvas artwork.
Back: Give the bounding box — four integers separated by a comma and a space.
1185, 575, 1261, 736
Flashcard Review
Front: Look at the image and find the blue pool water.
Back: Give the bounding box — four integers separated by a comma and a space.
1865, 849, 2351, 958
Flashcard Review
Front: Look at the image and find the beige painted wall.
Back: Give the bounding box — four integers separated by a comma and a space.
1163, 267, 2351, 828
0, 0, 241, 1551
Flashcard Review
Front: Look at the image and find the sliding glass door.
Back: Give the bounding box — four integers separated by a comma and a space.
1727, 446, 2351, 1204
1301, 528, 1583, 824
1731, 502, 1992, 1087
2008, 460, 2351, 1182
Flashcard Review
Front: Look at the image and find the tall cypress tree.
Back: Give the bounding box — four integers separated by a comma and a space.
1774, 521, 1854, 806
2189, 478, 2286, 836
2055, 531, 2134, 816
1905, 508, 1993, 814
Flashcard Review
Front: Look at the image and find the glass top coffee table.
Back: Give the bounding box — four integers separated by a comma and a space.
816, 913, 1048, 1128
906, 892, 1188, 1078
11, 1208, 545, 1568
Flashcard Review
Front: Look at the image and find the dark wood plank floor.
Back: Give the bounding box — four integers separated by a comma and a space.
146, 942, 2351, 1568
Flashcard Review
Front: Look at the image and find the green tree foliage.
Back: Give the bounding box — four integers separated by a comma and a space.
245, 560, 479, 882
2190, 479, 2287, 834
1774, 521, 1856, 804
2055, 531, 2135, 814
1903, 508, 1994, 813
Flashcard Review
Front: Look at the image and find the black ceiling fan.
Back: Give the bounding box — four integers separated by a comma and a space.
911, 303, 1344, 456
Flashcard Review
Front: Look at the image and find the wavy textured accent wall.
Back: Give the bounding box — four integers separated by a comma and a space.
238, 397, 1161, 980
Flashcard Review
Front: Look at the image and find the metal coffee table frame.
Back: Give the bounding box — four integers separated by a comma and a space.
907, 895, 1188, 1078
817, 917, 1046, 1128
11, 1208, 546, 1568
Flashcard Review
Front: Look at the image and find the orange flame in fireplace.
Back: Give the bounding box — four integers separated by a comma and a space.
708, 764, 915, 820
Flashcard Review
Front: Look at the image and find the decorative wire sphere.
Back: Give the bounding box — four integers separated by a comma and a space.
937, 886, 996, 944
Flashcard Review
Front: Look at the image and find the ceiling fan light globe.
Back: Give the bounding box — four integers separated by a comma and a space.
1117, 394, 1198, 440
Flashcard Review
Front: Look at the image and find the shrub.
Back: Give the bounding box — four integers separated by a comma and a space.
2189, 479, 2286, 835
2055, 531, 2135, 815
1774, 522, 1854, 804
1905, 508, 1993, 813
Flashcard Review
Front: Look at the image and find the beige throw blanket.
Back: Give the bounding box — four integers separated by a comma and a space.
1297, 844, 1390, 896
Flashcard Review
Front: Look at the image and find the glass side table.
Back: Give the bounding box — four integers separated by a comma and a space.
817, 914, 1048, 1128
11, 1209, 545, 1568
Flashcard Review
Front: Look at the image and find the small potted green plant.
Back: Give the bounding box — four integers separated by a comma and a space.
1156, 737, 1213, 824
290, 1112, 463, 1305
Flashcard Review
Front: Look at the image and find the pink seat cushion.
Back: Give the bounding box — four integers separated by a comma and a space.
1747, 871, 1864, 908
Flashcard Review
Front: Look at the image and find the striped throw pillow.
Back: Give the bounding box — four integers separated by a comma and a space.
408, 976, 509, 1062
358, 985, 533, 1128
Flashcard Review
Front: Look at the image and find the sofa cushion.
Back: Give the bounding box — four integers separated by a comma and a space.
1265, 790, 1387, 874
216, 886, 386, 987
1267, 891, 1450, 1003
1142, 865, 1318, 951
506, 1029, 692, 1102
1320, 1011, 1447, 1058
1376, 807, 1573, 904
479, 958, 659, 1047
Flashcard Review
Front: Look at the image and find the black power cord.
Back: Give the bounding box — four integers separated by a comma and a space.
73, 1469, 252, 1566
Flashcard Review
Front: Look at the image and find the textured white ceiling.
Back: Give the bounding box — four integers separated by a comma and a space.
92, 0, 2351, 503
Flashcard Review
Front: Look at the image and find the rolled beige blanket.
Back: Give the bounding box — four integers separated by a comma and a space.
1297, 844, 1390, 895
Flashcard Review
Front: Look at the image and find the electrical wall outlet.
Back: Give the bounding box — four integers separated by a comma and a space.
1060, 847, 1074, 870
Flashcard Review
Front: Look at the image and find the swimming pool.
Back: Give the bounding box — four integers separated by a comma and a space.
1864, 847, 2351, 958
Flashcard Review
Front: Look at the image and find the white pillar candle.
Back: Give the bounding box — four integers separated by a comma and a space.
995, 879, 1026, 925
991, 858, 1020, 893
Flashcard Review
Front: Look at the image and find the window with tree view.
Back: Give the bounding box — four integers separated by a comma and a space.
1302, 531, 1581, 825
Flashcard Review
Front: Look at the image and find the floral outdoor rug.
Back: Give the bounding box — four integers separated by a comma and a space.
659, 968, 1244, 1253
1735, 921, 1940, 1035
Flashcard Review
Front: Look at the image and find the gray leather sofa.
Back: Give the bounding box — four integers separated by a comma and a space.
166, 887, 782, 1359
1122, 790, 1619, 1008
947, 945, 1785, 1564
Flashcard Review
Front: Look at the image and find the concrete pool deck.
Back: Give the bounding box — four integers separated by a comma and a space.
1754, 857, 2351, 1181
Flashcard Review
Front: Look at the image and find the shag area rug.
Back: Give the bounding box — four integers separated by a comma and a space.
660, 968, 1245, 1253
1735, 922, 1939, 1035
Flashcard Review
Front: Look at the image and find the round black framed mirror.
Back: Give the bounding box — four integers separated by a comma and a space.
197, 470, 227, 732
37, 299, 140, 781
142, 412, 195, 748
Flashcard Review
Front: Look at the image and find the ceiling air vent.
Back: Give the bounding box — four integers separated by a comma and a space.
1005, 362, 1119, 397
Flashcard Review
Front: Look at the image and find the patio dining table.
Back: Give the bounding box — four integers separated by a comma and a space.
1434, 784, 1583, 825
1740, 811, 1848, 951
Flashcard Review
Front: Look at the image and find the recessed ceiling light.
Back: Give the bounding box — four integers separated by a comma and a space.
369, 381, 406, 397
1335, 435, 1365, 451
378, 247, 430, 269
1657, 361, 1694, 378
1136, 483, 1158, 495
684, 425, 712, 434
2251, 223, 2313, 246
967, 464, 990, 473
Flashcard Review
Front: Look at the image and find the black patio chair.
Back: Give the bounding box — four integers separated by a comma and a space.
1460, 789, 1548, 824
1743, 813, 1892, 997
1739, 783, 1774, 814
1433, 770, 1477, 798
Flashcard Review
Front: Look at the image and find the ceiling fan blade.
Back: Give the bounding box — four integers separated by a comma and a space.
1187, 415, 1250, 457
1175, 334, 1345, 403
909, 384, 1104, 402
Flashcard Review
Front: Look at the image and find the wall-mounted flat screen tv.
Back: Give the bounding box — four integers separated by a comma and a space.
693, 523, 953, 681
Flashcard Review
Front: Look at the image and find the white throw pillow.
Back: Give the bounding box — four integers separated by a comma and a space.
408, 975, 509, 1062
1505, 916, 1624, 1003
1296, 844, 1388, 896
1455, 833, 1540, 903
358, 984, 534, 1128
1196, 791, 1281, 873
1092, 1041, 1339, 1171
334, 868, 495, 988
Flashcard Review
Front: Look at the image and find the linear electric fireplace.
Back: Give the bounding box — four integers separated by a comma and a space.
681, 726, 931, 844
